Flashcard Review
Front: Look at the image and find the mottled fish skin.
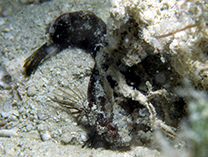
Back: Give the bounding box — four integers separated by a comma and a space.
23, 11, 107, 76
86, 65, 133, 147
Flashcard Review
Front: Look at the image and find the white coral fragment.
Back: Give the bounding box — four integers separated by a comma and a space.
109, 67, 177, 138
0, 128, 19, 137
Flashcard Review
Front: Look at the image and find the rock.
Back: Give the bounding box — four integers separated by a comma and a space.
26, 124, 32, 132
12, 110, 20, 117
37, 123, 51, 141
0, 128, 19, 137
37, 112, 48, 120
60, 132, 81, 145
40, 130, 51, 141
27, 85, 38, 97
0, 120, 7, 127
0, 18, 5, 26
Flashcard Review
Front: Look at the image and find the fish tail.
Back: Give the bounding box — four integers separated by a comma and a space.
23, 43, 58, 76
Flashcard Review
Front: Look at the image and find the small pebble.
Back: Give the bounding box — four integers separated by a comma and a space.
27, 85, 38, 97
0, 18, 5, 26
37, 112, 48, 120
60, 132, 72, 144
27, 130, 40, 139
37, 123, 45, 131
60, 132, 80, 145
8, 115, 18, 122
12, 110, 20, 117
40, 130, 51, 141
0, 120, 7, 127
80, 132, 88, 142
18, 106, 25, 113
21, 114, 28, 119
26, 124, 32, 131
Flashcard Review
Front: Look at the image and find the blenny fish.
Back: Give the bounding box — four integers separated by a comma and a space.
24, 11, 133, 147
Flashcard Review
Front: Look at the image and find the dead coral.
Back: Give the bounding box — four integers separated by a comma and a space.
97, 0, 189, 147
108, 65, 177, 138
143, 0, 208, 90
